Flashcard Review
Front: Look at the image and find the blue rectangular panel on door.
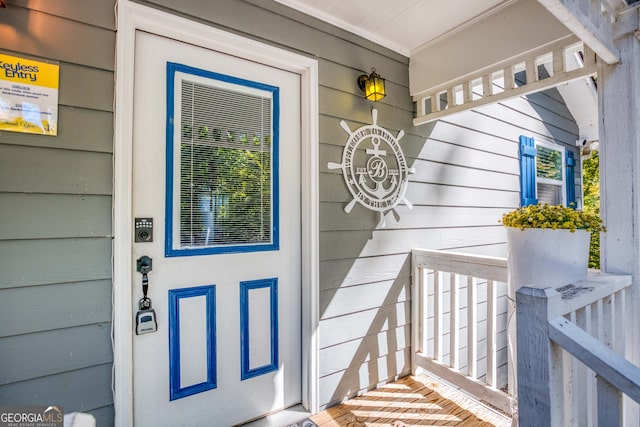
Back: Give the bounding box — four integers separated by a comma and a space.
168, 285, 217, 400
240, 278, 279, 380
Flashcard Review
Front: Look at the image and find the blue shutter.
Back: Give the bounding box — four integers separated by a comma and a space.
519, 135, 538, 206
566, 150, 576, 207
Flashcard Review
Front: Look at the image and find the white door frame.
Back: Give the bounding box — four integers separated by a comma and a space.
113, 2, 320, 425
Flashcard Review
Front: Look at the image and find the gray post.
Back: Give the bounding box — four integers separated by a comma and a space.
599, 7, 640, 362
516, 286, 563, 427
597, 376, 622, 427
599, 17, 640, 424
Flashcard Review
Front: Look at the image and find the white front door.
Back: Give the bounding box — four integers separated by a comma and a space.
131, 31, 302, 426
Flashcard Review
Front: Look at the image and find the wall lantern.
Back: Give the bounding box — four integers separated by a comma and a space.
357, 68, 386, 101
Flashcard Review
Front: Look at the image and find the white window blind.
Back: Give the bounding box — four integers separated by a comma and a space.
178, 79, 273, 249
537, 183, 563, 205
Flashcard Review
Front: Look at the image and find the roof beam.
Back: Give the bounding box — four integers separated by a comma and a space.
413, 35, 597, 126
410, 0, 573, 98
536, 0, 621, 64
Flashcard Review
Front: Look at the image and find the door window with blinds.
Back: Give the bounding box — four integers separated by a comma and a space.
535, 141, 566, 206
166, 63, 279, 256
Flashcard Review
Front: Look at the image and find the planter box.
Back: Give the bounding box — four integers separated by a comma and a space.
506, 227, 590, 292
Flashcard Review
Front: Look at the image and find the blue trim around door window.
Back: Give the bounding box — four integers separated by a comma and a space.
168, 285, 217, 400
165, 62, 280, 258
240, 278, 279, 380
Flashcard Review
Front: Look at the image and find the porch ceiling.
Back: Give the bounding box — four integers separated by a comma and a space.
275, 0, 636, 58
273, 0, 518, 56
275, 0, 608, 135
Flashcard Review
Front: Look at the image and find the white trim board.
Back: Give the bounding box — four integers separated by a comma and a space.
113, 2, 320, 425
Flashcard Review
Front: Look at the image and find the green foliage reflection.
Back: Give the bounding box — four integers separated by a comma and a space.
536, 146, 562, 180
180, 134, 272, 247
583, 152, 601, 268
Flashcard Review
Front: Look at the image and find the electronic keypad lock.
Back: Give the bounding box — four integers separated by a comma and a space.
134, 218, 153, 242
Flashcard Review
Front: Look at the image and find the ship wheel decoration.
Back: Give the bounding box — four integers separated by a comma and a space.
328, 109, 415, 226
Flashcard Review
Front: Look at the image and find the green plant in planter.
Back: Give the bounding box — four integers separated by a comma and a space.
501, 203, 606, 233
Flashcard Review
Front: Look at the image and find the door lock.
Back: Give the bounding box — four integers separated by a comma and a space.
136, 255, 153, 274
135, 255, 157, 335
136, 306, 157, 335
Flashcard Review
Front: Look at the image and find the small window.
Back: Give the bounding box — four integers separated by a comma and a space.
519, 136, 575, 207
535, 143, 565, 206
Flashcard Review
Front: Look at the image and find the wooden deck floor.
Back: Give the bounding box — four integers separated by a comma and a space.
309, 375, 511, 427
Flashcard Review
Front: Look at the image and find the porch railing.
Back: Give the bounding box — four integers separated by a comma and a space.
516, 273, 637, 426
411, 249, 513, 415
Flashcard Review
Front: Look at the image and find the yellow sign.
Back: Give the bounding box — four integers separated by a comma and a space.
0, 53, 59, 135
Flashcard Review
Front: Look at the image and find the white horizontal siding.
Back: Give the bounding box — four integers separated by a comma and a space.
318, 82, 578, 409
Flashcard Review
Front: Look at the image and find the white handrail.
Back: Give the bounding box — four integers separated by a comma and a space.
549, 318, 640, 403
516, 273, 634, 426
